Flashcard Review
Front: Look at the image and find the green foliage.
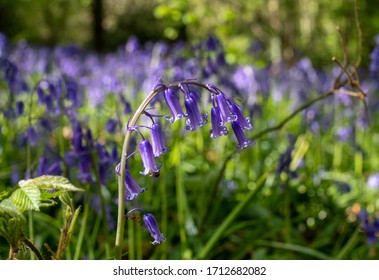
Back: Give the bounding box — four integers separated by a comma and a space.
0, 175, 83, 259
1, 0, 379, 67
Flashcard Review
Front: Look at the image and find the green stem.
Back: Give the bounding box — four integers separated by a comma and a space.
89, 149, 111, 258
74, 203, 89, 260
114, 88, 161, 259
254, 240, 332, 260
114, 83, 334, 260
197, 168, 270, 259
175, 140, 188, 258
199, 153, 233, 231
127, 219, 135, 259
114, 80, 217, 260
336, 226, 360, 260
22, 234, 44, 260
159, 167, 168, 259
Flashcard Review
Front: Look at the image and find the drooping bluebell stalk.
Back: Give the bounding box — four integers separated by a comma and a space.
115, 80, 253, 259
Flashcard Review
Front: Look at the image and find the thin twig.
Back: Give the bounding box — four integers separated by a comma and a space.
251, 91, 334, 141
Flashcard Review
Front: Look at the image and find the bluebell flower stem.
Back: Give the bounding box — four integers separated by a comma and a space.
115, 88, 162, 259
114, 81, 214, 260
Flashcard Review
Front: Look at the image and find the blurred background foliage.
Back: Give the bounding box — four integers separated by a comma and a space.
1, 0, 379, 67
1, 0, 379, 260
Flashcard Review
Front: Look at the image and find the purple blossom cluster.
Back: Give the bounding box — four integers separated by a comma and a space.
115, 80, 253, 244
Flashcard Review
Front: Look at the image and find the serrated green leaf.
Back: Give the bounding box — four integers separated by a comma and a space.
19, 175, 84, 193
0, 199, 25, 220
10, 185, 41, 212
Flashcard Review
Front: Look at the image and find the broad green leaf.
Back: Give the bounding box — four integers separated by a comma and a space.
10, 185, 41, 212
19, 176, 84, 193
0, 198, 25, 220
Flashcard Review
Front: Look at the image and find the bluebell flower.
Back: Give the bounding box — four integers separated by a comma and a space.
26, 126, 39, 146
72, 122, 84, 153
11, 164, 20, 185
184, 93, 208, 131
205, 34, 220, 51
105, 118, 117, 133
336, 126, 353, 142
65, 77, 81, 107
78, 154, 93, 183
91, 196, 116, 231
37, 157, 62, 176
370, 35, 379, 83
86, 128, 94, 148
0, 32, 7, 56
124, 170, 147, 200
229, 102, 252, 130
150, 123, 168, 158
358, 209, 379, 245
210, 106, 228, 138
39, 117, 53, 131
64, 151, 77, 165
143, 213, 166, 245
215, 93, 237, 125
115, 164, 146, 200
120, 95, 132, 114
231, 121, 253, 150
0, 57, 28, 93
96, 143, 110, 164
276, 146, 294, 176
367, 173, 379, 189
111, 145, 118, 163
332, 180, 351, 194
164, 88, 184, 123
139, 139, 160, 176
15, 101, 24, 116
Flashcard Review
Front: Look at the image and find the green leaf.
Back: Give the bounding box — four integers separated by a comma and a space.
19, 175, 84, 193
0, 198, 25, 220
10, 185, 41, 212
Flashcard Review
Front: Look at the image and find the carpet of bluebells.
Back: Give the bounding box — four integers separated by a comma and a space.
1, 32, 379, 260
